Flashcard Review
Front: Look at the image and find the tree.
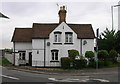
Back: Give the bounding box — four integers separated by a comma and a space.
115, 31, 120, 53
98, 28, 116, 52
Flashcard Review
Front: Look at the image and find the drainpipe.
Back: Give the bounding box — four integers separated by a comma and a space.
13, 42, 15, 66
44, 39, 46, 67
80, 39, 82, 56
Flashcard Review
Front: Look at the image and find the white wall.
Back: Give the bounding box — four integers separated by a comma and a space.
14, 42, 32, 65
118, 1, 120, 31
32, 39, 44, 66
82, 39, 94, 56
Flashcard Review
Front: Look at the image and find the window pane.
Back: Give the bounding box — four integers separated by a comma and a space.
65, 34, 68, 42
22, 53, 25, 60
55, 35, 57, 42
52, 52, 54, 60
55, 52, 58, 60
58, 34, 61, 42
68, 34, 72, 43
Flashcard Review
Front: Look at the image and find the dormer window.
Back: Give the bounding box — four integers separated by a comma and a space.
65, 32, 73, 43
54, 31, 62, 43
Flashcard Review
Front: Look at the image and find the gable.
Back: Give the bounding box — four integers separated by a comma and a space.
32, 23, 59, 39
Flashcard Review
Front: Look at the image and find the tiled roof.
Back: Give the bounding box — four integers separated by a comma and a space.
12, 23, 95, 42
11, 28, 32, 42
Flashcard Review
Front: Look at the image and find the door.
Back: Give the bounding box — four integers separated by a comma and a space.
29, 52, 32, 66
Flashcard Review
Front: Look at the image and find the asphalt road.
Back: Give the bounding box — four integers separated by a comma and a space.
0, 66, 119, 83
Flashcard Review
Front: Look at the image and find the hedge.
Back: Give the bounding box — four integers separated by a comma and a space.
61, 57, 71, 69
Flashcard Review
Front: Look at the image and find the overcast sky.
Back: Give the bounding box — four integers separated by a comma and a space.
0, 0, 119, 49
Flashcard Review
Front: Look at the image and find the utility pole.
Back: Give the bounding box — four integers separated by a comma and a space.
96, 28, 99, 69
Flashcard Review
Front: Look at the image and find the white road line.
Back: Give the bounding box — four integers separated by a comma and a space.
0, 74, 19, 80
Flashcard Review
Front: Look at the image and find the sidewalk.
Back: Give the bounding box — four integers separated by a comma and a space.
3, 65, 119, 76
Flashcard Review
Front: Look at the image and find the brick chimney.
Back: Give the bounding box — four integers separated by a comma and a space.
58, 6, 67, 23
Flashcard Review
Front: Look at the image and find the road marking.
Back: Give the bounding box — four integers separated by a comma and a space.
81, 78, 109, 82
0, 74, 19, 80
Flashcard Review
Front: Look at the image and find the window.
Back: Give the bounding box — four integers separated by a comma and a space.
54, 31, 62, 43
51, 50, 58, 61
65, 32, 73, 43
19, 51, 25, 60
37, 50, 39, 54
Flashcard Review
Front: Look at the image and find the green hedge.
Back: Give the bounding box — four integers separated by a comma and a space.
98, 50, 109, 60
68, 49, 80, 61
73, 59, 87, 69
61, 57, 71, 69
109, 50, 118, 63
85, 51, 94, 60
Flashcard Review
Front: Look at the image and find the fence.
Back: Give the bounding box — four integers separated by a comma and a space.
18, 60, 60, 67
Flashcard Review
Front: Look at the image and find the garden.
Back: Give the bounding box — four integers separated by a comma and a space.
61, 49, 119, 69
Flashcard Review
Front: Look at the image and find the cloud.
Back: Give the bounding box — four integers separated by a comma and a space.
0, 1, 119, 49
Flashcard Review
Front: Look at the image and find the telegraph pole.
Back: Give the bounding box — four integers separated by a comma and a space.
96, 28, 99, 69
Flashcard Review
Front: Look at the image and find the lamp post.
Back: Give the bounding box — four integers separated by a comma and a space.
111, 5, 120, 30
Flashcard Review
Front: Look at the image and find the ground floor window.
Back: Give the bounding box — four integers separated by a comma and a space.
51, 50, 59, 61
19, 51, 26, 60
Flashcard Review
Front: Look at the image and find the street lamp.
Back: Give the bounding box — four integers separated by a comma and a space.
111, 5, 120, 30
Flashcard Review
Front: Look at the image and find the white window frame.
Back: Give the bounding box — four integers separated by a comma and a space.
54, 33, 61, 43
51, 50, 58, 61
65, 33, 73, 43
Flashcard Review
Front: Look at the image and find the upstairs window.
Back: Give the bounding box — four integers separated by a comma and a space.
65, 32, 73, 43
54, 31, 62, 43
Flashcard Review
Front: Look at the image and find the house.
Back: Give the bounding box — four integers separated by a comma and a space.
11, 6, 95, 67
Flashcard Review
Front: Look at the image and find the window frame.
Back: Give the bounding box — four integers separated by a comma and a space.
54, 31, 62, 43
51, 50, 59, 61
65, 32, 73, 43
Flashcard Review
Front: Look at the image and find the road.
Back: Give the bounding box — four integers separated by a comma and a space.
0, 66, 119, 83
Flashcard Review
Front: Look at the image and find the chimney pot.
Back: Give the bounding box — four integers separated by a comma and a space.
63, 6, 65, 10
58, 5, 67, 23
60, 6, 63, 10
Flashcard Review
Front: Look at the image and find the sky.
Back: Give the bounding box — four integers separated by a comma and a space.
0, 0, 120, 49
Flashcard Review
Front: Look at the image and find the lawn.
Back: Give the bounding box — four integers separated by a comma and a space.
0, 58, 12, 66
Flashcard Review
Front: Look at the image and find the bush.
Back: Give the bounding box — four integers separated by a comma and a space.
61, 57, 71, 69
98, 50, 109, 60
73, 56, 87, 69
98, 59, 104, 68
68, 49, 80, 61
104, 61, 113, 66
85, 51, 94, 60
109, 50, 118, 63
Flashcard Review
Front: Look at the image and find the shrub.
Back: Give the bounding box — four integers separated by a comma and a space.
109, 50, 118, 63
61, 57, 71, 69
68, 49, 80, 61
85, 51, 95, 60
104, 61, 113, 66
73, 56, 87, 69
98, 50, 109, 60
88, 61, 96, 68
98, 59, 104, 68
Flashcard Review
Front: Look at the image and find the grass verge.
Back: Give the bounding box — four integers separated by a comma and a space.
0, 57, 12, 66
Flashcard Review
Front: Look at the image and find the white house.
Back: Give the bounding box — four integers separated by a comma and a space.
11, 6, 95, 67
118, 1, 120, 31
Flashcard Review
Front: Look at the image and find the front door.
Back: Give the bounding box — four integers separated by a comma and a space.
29, 52, 32, 66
